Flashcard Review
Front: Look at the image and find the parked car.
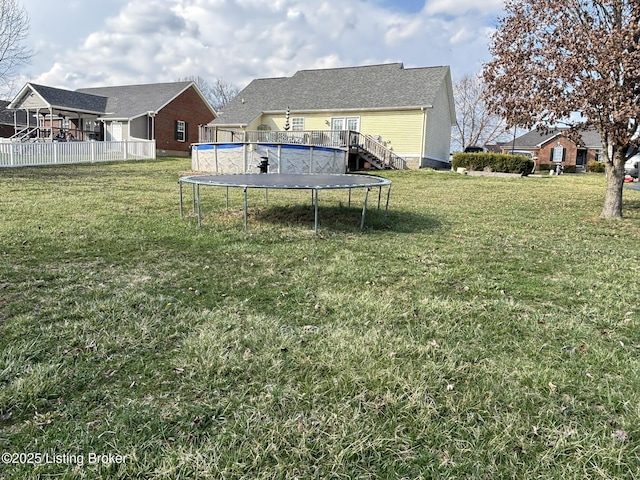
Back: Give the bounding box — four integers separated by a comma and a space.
625, 154, 639, 178
464, 146, 486, 153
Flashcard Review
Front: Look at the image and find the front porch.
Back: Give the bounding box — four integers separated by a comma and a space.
11, 122, 102, 143
7, 83, 107, 144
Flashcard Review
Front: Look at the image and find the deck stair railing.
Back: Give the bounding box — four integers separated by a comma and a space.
349, 132, 406, 170
10, 126, 40, 142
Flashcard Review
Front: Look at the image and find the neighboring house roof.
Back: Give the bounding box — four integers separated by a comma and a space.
77, 81, 214, 120
7, 81, 215, 122
213, 62, 454, 126
507, 127, 603, 149
8, 83, 110, 115
0, 100, 27, 125
579, 129, 603, 149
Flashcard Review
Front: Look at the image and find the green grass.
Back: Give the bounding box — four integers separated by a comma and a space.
1, 158, 639, 479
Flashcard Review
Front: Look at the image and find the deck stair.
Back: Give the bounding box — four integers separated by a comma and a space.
350, 133, 406, 169
10, 127, 40, 142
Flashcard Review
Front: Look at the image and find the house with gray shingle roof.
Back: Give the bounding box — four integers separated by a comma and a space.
206, 63, 455, 169
7, 81, 216, 154
498, 127, 604, 172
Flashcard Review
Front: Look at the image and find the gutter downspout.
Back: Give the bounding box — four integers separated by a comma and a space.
147, 111, 156, 140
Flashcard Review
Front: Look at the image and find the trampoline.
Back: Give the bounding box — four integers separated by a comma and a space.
178, 173, 392, 234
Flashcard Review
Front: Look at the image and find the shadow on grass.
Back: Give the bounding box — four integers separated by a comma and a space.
249, 204, 442, 234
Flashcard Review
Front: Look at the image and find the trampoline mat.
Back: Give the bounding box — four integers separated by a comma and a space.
179, 173, 391, 190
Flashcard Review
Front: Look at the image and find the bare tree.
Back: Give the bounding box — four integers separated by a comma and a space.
0, 0, 32, 95
209, 78, 240, 111
483, 0, 640, 219
179, 75, 240, 111
453, 73, 509, 151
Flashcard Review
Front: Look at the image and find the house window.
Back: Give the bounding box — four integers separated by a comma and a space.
331, 117, 360, 131
291, 117, 304, 131
552, 144, 565, 162
176, 120, 186, 142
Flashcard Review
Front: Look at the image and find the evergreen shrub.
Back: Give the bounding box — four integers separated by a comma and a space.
587, 161, 605, 173
452, 153, 534, 176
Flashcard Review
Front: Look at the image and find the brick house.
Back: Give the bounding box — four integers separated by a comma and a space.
8, 82, 216, 155
500, 128, 603, 171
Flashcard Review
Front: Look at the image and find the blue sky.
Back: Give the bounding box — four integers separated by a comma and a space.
15, 0, 504, 93
373, 0, 427, 13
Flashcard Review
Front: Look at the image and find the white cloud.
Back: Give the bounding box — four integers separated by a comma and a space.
425, 0, 504, 16
15, 0, 502, 93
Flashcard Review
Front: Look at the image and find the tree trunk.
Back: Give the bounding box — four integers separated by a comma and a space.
600, 147, 626, 219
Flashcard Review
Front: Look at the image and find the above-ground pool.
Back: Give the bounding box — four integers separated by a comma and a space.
191, 143, 348, 175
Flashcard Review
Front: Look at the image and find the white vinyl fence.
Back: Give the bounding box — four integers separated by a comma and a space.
0, 139, 156, 168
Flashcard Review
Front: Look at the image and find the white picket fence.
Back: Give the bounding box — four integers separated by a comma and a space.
0, 139, 156, 167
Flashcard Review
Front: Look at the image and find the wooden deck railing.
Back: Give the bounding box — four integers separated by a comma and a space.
198, 127, 353, 149
11, 126, 100, 142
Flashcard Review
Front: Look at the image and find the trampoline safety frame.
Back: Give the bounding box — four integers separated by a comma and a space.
178, 173, 391, 234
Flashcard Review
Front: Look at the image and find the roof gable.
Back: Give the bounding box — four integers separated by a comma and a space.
214, 63, 452, 125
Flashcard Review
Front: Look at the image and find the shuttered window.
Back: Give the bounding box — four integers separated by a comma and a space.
175, 120, 188, 142
551, 145, 565, 162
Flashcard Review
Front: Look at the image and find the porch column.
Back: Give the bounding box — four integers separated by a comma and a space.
149, 112, 156, 140
35, 108, 41, 139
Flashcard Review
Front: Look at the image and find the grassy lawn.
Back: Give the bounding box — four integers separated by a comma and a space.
1, 158, 639, 479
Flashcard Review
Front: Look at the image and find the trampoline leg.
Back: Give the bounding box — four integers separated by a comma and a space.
360, 187, 370, 231
377, 186, 382, 210
179, 181, 183, 218
385, 185, 392, 217
314, 189, 319, 235
348, 188, 352, 208
243, 187, 248, 232
196, 184, 202, 227
192, 184, 196, 213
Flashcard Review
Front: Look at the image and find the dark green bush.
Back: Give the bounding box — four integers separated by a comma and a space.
452, 153, 534, 176
587, 161, 605, 173
538, 163, 576, 173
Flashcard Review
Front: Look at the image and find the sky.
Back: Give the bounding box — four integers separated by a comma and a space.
14, 0, 505, 95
